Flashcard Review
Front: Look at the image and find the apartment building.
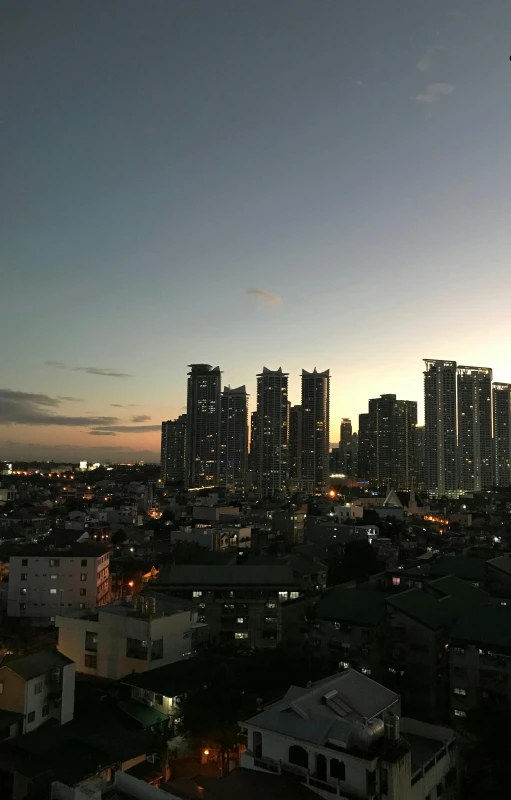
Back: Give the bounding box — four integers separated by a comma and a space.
56, 591, 208, 680
240, 670, 457, 800
0, 649, 75, 736
156, 564, 304, 648
7, 544, 110, 623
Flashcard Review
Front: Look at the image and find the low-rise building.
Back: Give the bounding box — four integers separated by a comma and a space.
0, 649, 75, 735
56, 591, 208, 680
240, 670, 457, 800
51, 771, 171, 800
272, 508, 307, 545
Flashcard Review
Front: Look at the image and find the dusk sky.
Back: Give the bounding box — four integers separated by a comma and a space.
1, 0, 511, 462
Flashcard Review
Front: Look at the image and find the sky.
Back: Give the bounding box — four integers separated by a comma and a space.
1, 0, 511, 462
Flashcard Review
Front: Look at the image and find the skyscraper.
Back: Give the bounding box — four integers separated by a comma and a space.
424, 360, 458, 496
301, 368, 330, 494
160, 414, 186, 484
415, 425, 425, 489
366, 394, 417, 489
457, 366, 492, 491
288, 404, 303, 486
220, 385, 248, 491
357, 413, 371, 481
255, 367, 289, 497
185, 364, 222, 489
249, 409, 259, 479
339, 418, 353, 475
493, 383, 511, 487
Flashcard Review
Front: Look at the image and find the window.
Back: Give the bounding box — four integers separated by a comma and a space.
50, 589, 57, 595
235, 632, 248, 639
236, 617, 245, 624
150, 638, 164, 661
454, 687, 467, 696
21, 573, 27, 581
266, 603, 276, 609
126, 638, 148, 660
27, 711, 36, 724
361, 667, 372, 675
34, 682, 43, 695
289, 591, 299, 599
0, 682, 3, 694
80, 589, 86, 596
339, 661, 350, 670
84, 654, 97, 669
193, 591, 202, 598
452, 646, 465, 655
50, 575, 57, 580
20, 603, 27, 611
85, 631, 98, 652
333, 622, 341, 631
392, 577, 401, 586
79, 603, 86, 609
278, 592, 288, 601
21, 559, 28, 566
42, 705, 49, 717
49, 559, 60, 567
20, 588, 27, 596
454, 709, 466, 718
330, 758, 346, 781
155, 694, 164, 706
81, 559, 87, 567
288, 745, 308, 769
80, 574, 87, 581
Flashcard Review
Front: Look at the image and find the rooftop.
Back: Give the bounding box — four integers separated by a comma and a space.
315, 587, 386, 626
451, 605, 511, 652
429, 555, 487, 581
10, 543, 110, 558
157, 564, 299, 587
1, 648, 74, 680
164, 768, 319, 800
121, 655, 214, 696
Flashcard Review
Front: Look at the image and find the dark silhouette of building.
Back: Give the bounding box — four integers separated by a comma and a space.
301, 369, 330, 494
160, 414, 186, 484
185, 364, 222, 489
220, 385, 248, 491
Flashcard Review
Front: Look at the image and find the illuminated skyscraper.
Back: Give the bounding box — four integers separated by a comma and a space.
357, 413, 371, 481
288, 404, 303, 485
301, 368, 330, 494
220, 385, 248, 491
493, 383, 511, 487
366, 394, 417, 489
255, 367, 289, 497
185, 364, 222, 489
423, 360, 458, 496
457, 366, 492, 491
160, 414, 186, 484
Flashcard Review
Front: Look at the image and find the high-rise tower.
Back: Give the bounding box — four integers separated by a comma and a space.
357, 413, 371, 481
220, 385, 248, 491
185, 364, 222, 489
288, 405, 303, 486
493, 383, 511, 488
255, 367, 289, 497
423, 360, 458, 496
301, 368, 330, 494
160, 414, 186, 484
457, 366, 492, 491
366, 394, 417, 489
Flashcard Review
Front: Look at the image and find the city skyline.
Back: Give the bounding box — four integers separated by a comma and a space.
2, 1, 511, 461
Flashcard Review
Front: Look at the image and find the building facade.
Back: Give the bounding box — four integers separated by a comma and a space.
7, 545, 110, 623
357, 412, 371, 481
424, 360, 458, 497
288, 404, 303, 487
255, 367, 289, 498
160, 414, 186, 484
185, 364, 222, 489
457, 366, 492, 491
493, 383, 511, 488
220, 385, 248, 491
365, 394, 417, 490
301, 369, 330, 494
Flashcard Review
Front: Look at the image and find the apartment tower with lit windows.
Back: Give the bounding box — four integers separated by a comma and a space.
493, 383, 511, 487
301, 368, 330, 494
457, 366, 492, 491
255, 367, 289, 497
185, 364, 222, 489
423, 360, 458, 496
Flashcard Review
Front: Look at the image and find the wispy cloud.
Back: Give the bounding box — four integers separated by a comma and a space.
58, 396, 83, 402
247, 288, 282, 308
45, 361, 133, 378
0, 439, 160, 461
131, 414, 151, 423
88, 424, 160, 436
110, 403, 138, 408
416, 82, 454, 104
416, 44, 443, 73
0, 389, 118, 428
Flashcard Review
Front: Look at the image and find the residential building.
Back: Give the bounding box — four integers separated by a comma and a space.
160, 414, 186, 484
493, 383, 511, 487
156, 564, 304, 649
357, 413, 371, 481
249, 409, 259, 479
423, 359, 458, 497
0, 649, 75, 736
289, 404, 303, 486
457, 365, 492, 491
255, 367, 289, 498
7, 544, 110, 623
301, 369, 330, 494
56, 591, 208, 680
240, 670, 457, 800
220, 385, 249, 491
365, 394, 417, 489
0, 487, 16, 507
415, 425, 425, 489
185, 364, 222, 489
51, 772, 172, 800
339, 418, 355, 476
272, 507, 307, 545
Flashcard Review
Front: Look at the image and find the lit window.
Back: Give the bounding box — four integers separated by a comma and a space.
235, 632, 248, 639
50, 575, 58, 580
80, 574, 87, 581
361, 667, 371, 675
392, 577, 401, 586
50, 589, 57, 595
279, 592, 288, 601
49, 559, 60, 567
266, 603, 276, 609
454, 687, 467, 696
454, 709, 466, 718
236, 617, 245, 624
339, 661, 350, 670
193, 591, 202, 598
289, 591, 300, 599
20, 588, 27, 596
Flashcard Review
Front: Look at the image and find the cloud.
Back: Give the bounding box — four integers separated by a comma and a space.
131, 414, 150, 423
416, 82, 454, 103
110, 403, 138, 408
416, 44, 443, 73
0, 389, 119, 428
0, 439, 159, 462
45, 361, 133, 378
58, 396, 83, 402
89, 424, 161, 435
89, 430, 117, 437
247, 289, 281, 308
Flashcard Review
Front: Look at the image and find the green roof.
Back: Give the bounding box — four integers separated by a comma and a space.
429, 556, 487, 581
428, 575, 490, 611
451, 606, 511, 651
118, 699, 168, 728
387, 589, 450, 630
315, 588, 386, 626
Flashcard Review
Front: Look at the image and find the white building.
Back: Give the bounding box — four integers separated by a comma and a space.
7, 544, 110, 624
240, 670, 456, 800
0, 648, 75, 736
333, 504, 364, 522
56, 591, 208, 680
